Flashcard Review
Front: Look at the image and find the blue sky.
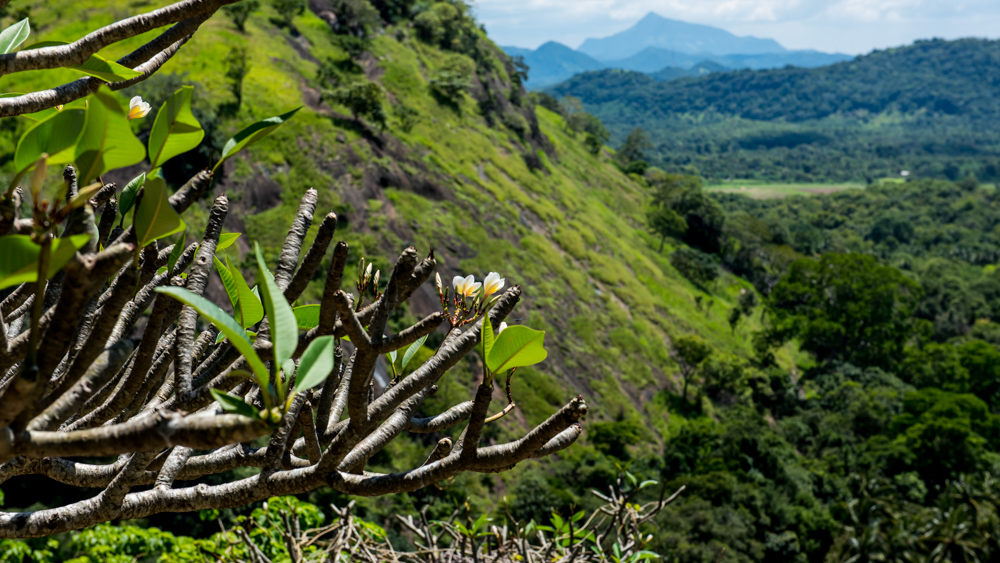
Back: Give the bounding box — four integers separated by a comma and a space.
473, 0, 1000, 54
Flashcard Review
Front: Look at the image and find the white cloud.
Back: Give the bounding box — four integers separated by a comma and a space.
473, 0, 1000, 53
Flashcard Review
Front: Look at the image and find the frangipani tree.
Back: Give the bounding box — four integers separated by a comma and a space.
0, 83, 586, 538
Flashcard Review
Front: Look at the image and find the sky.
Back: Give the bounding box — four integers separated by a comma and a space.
473, 0, 1000, 54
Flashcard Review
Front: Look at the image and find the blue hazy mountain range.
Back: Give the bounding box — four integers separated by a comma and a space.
503, 13, 852, 89
579, 12, 787, 59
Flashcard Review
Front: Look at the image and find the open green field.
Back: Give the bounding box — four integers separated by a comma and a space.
704, 180, 865, 199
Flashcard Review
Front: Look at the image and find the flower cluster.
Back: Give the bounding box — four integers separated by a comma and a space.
437, 271, 505, 327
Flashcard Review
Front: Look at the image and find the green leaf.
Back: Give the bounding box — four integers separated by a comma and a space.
12, 108, 87, 185
74, 88, 146, 183
134, 173, 185, 248
254, 243, 297, 369
167, 230, 186, 274
400, 334, 428, 370
214, 329, 256, 345
227, 252, 263, 329
155, 286, 269, 387
117, 172, 145, 217
481, 313, 495, 370
209, 388, 258, 418
72, 54, 141, 82
292, 336, 337, 394
486, 325, 547, 374
147, 86, 204, 169
388, 349, 397, 365
212, 107, 301, 174
292, 304, 320, 329
0, 18, 30, 54
27, 41, 140, 82
214, 255, 240, 313
0, 233, 93, 291
216, 233, 241, 252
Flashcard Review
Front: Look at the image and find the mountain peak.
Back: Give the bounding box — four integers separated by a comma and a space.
578, 13, 787, 60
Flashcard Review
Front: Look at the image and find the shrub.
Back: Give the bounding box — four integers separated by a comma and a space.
671, 246, 720, 286
501, 109, 529, 138
429, 69, 470, 105
324, 80, 388, 129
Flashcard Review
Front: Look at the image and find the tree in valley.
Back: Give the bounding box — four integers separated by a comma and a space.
646, 171, 726, 254
674, 334, 712, 401
764, 253, 922, 369
617, 128, 652, 174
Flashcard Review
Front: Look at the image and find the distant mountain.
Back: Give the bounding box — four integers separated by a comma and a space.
578, 12, 786, 60
500, 45, 533, 58
602, 48, 705, 73
509, 41, 605, 89
502, 13, 850, 89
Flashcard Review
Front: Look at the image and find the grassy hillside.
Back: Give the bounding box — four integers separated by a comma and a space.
0, 0, 771, 515
549, 38, 1000, 183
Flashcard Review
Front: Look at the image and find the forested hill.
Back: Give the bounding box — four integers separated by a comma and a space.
553, 38, 1000, 121
549, 38, 1000, 182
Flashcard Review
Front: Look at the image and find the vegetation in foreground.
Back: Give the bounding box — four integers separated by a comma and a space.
3, 0, 1000, 561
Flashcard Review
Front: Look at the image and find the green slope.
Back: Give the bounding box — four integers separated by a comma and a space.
0, 0, 774, 511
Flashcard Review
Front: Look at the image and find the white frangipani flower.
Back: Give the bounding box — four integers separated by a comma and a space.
452, 274, 481, 298
499, 321, 508, 333
127, 96, 151, 120
482, 271, 505, 298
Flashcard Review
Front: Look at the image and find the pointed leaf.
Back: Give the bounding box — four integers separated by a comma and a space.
75, 88, 145, 183
292, 304, 320, 329
227, 253, 263, 328
486, 325, 547, 374
216, 233, 241, 252
148, 86, 204, 169
400, 334, 428, 370
117, 172, 145, 217
212, 107, 301, 174
0, 18, 30, 54
388, 349, 397, 364
210, 388, 258, 418
72, 54, 141, 82
292, 335, 336, 394
255, 243, 297, 369
0, 234, 92, 290
13, 108, 87, 183
214, 255, 240, 313
67, 181, 103, 210
135, 173, 185, 248
155, 286, 269, 387
30, 41, 141, 82
481, 313, 495, 369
